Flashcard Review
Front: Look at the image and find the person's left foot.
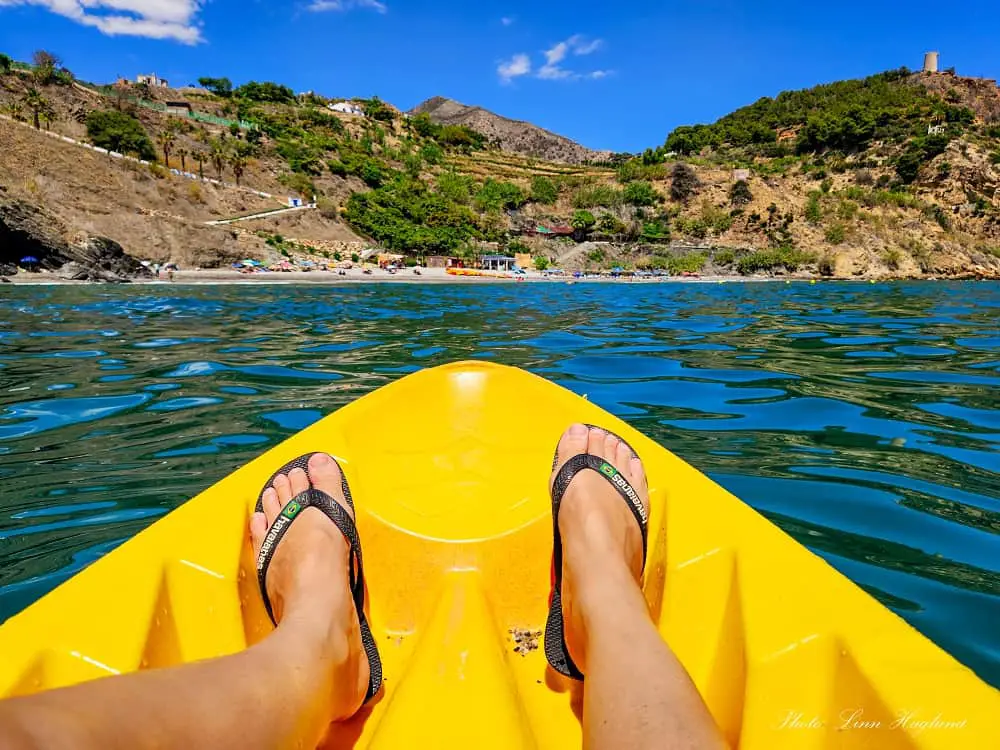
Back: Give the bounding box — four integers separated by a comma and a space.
250, 453, 371, 721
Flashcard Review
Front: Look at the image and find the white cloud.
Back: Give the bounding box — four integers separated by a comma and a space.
567, 35, 603, 55
0, 0, 203, 43
537, 35, 607, 81
500, 16, 514, 26
497, 52, 531, 83
308, 0, 387, 12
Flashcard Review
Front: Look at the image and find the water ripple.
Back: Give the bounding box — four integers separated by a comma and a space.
0, 280, 998, 688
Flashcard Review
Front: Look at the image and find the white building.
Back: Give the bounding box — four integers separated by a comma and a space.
137, 73, 169, 88
328, 101, 365, 116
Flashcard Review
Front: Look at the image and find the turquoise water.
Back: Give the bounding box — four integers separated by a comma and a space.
1, 281, 998, 687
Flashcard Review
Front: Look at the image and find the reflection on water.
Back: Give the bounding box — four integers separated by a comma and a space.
1, 281, 998, 686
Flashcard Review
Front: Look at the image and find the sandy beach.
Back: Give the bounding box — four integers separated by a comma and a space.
4, 266, 752, 285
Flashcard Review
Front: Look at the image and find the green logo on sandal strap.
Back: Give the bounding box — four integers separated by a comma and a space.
599, 462, 617, 478
281, 501, 302, 520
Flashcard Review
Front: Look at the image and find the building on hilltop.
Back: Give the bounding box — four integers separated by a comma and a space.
923, 52, 939, 73
328, 101, 365, 116
165, 101, 193, 116
137, 73, 169, 88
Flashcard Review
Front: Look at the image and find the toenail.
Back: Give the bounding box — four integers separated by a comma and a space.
568, 424, 587, 437
312, 453, 333, 466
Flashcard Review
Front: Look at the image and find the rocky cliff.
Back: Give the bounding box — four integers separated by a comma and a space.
410, 96, 613, 164
0, 195, 152, 281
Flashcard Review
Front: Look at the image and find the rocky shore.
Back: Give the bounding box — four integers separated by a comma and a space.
0, 196, 151, 283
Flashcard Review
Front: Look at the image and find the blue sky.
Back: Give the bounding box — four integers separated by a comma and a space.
1, 1, 997, 152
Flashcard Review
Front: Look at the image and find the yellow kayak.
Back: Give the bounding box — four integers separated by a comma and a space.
0, 362, 996, 748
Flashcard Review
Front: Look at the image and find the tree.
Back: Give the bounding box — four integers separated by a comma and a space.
32, 50, 60, 85
23, 88, 48, 130
209, 138, 227, 180
571, 210, 597, 234
228, 141, 254, 186
197, 77, 233, 97
177, 147, 189, 173
0, 53, 12, 74
533, 256, 551, 271
157, 127, 177, 166
193, 150, 207, 179
624, 181, 660, 206
729, 179, 753, 206
85, 110, 155, 159
670, 162, 700, 203
530, 176, 558, 205
233, 81, 295, 103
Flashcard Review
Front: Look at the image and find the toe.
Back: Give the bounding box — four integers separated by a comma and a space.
272, 473, 292, 507
603, 429, 620, 462
551, 423, 589, 484
262, 487, 281, 526
287, 467, 310, 500
587, 425, 606, 457
250, 512, 268, 555
616, 438, 634, 476
307, 453, 351, 518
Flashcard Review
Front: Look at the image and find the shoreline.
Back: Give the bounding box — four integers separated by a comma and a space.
4, 267, 994, 286
5, 267, 762, 286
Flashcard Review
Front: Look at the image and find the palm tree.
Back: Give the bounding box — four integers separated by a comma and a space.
23, 87, 48, 130
157, 129, 176, 167
209, 138, 226, 180
39, 104, 55, 131
177, 147, 189, 173
193, 150, 207, 179
228, 142, 251, 186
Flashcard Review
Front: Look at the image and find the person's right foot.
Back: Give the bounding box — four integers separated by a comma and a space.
550, 423, 650, 675
250, 452, 371, 721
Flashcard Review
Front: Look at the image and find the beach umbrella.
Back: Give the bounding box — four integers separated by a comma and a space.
20, 256, 39, 264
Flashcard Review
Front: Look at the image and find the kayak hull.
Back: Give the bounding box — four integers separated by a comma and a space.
0, 361, 995, 748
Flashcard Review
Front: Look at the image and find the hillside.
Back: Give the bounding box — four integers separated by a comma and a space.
1, 53, 999, 279
410, 96, 613, 165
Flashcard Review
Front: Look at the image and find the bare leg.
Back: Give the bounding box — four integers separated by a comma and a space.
0, 453, 369, 750
552, 424, 726, 750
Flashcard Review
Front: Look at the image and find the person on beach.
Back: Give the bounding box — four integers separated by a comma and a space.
0, 425, 725, 750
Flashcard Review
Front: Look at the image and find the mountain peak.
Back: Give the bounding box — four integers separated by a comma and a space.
410, 96, 612, 165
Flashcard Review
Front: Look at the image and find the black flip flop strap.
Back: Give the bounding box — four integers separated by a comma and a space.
551, 454, 649, 572
255, 487, 365, 623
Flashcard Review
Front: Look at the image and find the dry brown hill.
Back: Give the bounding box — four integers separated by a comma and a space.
410, 96, 613, 165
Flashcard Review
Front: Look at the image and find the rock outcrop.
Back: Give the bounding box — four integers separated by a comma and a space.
410, 96, 613, 164
0, 197, 152, 282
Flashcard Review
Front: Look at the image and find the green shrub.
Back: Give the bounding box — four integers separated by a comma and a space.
729, 180, 753, 206
572, 184, 624, 209
587, 247, 607, 263
818, 254, 835, 276
533, 256, 551, 271
623, 181, 660, 206
572, 210, 597, 232
420, 142, 444, 165
825, 223, 847, 244
670, 162, 700, 203
666, 253, 706, 274
805, 194, 822, 224
820, 178, 833, 194
475, 179, 526, 212
736, 247, 814, 274
530, 176, 558, 204
436, 172, 476, 204
713, 249, 735, 266
234, 81, 295, 103
597, 213, 627, 236
882, 248, 902, 269
85, 110, 155, 159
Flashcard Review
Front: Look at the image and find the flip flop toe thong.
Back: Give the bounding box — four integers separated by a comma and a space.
544, 430, 649, 680
254, 453, 383, 703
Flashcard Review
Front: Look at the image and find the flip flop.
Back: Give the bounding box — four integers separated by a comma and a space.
255, 453, 383, 703
544, 427, 649, 680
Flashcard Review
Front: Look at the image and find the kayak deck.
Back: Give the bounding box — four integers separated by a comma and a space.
0, 361, 996, 748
